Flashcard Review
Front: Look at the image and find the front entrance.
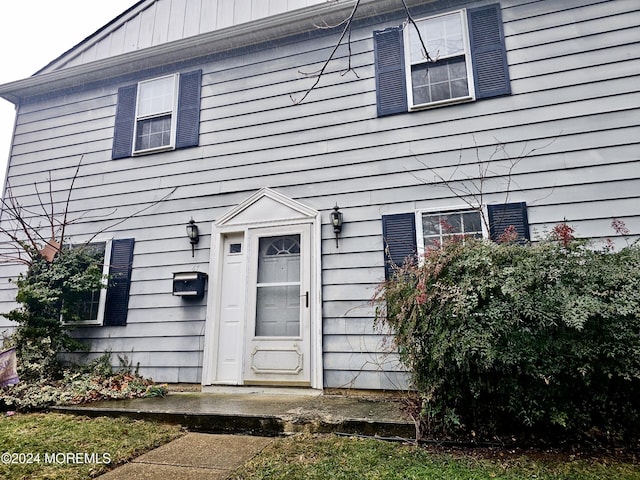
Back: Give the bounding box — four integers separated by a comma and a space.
202, 189, 321, 389
243, 224, 311, 385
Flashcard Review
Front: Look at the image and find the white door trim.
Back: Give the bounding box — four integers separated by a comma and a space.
202, 189, 323, 389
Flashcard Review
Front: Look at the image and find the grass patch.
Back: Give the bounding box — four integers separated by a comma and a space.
231, 434, 640, 480
0, 412, 184, 479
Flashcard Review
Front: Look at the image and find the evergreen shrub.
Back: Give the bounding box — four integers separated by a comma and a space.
375, 225, 640, 443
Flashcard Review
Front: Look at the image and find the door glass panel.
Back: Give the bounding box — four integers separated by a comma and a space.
256, 235, 301, 337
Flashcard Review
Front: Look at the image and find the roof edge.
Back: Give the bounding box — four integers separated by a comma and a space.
0, 0, 431, 104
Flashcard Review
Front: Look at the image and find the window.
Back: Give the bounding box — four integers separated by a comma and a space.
134, 75, 178, 153
63, 238, 136, 326
374, 3, 510, 116
112, 70, 202, 159
416, 208, 484, 253
406, 11, 473, 109
256, 235, 301, 337
64, 241, 111, 326
382, 203, 529, 280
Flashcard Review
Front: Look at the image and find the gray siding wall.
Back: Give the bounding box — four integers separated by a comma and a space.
1, 0, 638, 388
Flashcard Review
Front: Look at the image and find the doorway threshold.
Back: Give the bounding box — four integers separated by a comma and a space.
201, 385, 322, 396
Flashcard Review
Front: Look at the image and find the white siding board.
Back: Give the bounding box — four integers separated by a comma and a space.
109, 25, 127, 57
184, 0, 204, 38
167, 0, 188, 42
152, 0, 171, 45
270, 0, 288, 16
199, 0, 219, 34
217, 0, 236, 28
252, 0, 270, 20
138, 5, 157, 49
123, 14, 142, 52
95, 31, 113, 60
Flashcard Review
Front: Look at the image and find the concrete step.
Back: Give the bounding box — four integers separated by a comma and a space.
52, 390, 416, 439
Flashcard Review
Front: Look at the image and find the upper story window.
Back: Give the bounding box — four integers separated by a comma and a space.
406, 11, 474, 109
373, 3, 510, 117
112, 70, 202, 160
134, 75, 178, 153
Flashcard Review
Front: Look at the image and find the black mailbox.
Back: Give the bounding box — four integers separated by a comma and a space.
173, 272, 207, 299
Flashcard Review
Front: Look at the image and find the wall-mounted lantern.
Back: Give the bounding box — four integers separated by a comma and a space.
186, 218, 199, 257
330, 204, 343, 248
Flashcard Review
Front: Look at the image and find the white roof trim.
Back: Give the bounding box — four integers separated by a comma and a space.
216, 188, 318, 227
0, 0, 433, 104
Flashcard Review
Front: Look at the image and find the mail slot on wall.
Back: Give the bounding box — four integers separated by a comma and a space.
173, 272, 207, 299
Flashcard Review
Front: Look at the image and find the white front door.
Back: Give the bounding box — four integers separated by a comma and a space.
214, 233, 245, 383
243, 224, 311, 385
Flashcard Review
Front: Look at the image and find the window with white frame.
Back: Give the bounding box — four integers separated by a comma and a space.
134, 74, 178, 153
63, 240, 112, 325
416, 208, 484, 253
374, 4, 510, 117
405, 10, 474, 109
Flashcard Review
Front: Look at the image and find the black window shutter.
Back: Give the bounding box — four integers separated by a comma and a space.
104, 238, 135, 326
488, 202, 530, 243
382, 213, 417, 280
175, 69, 202, 149
112, 85, 137, 159
374, 26, 408, 117
467, 3, 511, 99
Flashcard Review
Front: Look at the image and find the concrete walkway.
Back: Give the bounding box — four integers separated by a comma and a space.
53, 388, 415, 479
98, 432, 273, 479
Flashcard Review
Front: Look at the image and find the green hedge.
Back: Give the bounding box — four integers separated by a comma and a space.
375, 230, 640, 443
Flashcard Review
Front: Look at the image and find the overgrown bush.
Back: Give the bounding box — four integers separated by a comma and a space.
4, 246, 103, 381
1, 248, 167, 411
375, 225, 640, 444
0, 353, 167, 411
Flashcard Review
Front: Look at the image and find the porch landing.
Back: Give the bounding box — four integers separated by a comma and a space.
52, 388, 416, 439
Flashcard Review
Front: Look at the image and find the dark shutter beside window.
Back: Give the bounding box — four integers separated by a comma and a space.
104, 238, 135, 326
111, 85, 137, 159
382, 213, 416, 280
467, 3, 511, 99
112, 70, 202, 159
374, 26, 408, 117
176, 69, 202, 149
488, 202, 530, 243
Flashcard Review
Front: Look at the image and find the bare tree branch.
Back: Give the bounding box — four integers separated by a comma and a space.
292, 0, 432, 104
0, 154, 177, 266
84, 186, 178, 245
407, 136, 558, 233
291, 0, 363, 105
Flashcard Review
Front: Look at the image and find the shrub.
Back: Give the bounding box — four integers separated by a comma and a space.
375, 228, 640, 443
0, 353, 167, 411
4, 247, 104, 381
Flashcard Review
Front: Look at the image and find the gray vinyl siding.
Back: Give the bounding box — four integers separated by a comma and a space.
1, 0, 639, 387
